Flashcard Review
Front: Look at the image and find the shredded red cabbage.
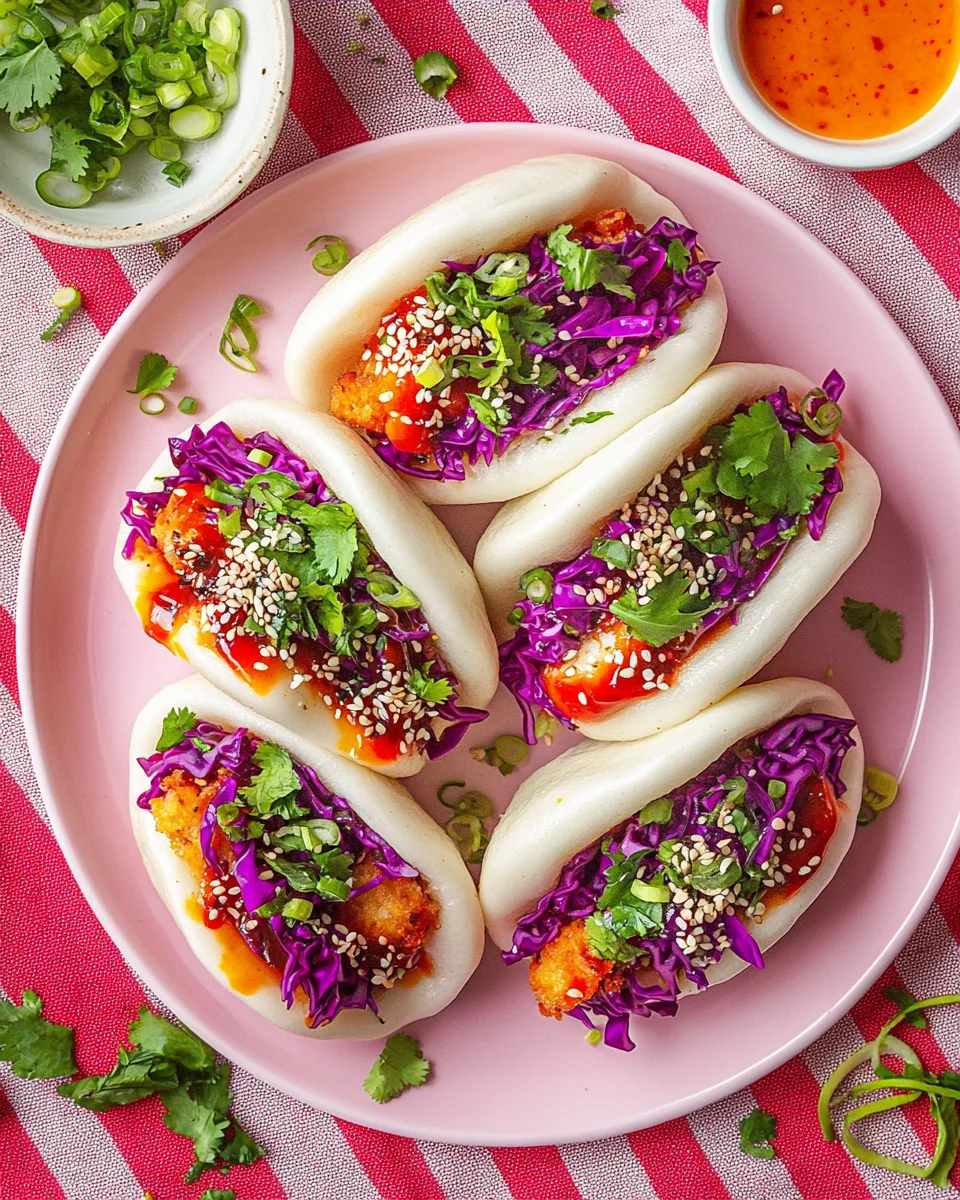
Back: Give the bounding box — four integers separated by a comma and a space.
504, 711, 855, 1049
121, 422, 485, 758
501, 373, 846, 741
371, 217, 716, 481
138, 721, 421, 1027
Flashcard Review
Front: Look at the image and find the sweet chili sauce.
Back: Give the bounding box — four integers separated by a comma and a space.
740, 0, 960, 139
763, 776, 839, 908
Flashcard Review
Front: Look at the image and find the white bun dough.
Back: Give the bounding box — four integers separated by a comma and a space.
284, 154, 727, 505
115, 399, 499, 777
475, 362, 881, 741
131, 677, 485, 1038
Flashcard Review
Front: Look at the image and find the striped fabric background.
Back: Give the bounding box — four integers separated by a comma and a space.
2, 2, 960, 1197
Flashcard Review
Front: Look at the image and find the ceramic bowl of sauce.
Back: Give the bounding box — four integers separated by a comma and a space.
709, 0, 960, 167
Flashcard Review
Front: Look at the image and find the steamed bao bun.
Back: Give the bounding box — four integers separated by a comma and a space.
284, 154, 727, 505
475, 362, 881, 742
114, 398, 499, 778
130, 677, 485, 1039
480, 677, 862, 996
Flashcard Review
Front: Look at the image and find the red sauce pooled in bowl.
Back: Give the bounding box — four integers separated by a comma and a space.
739, 0, 960, 139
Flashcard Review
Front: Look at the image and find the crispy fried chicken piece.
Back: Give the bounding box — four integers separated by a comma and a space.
528, 918, 617, 1019
152, 482, 223, 576
151, 769, 227, 878
338, 855, 440, 958
330, 370, 392, 434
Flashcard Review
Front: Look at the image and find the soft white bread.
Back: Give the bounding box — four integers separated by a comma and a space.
475, 362, 881, 741
114, 399, 499, 777
130, 677, 485, 1038
284, 154, 726, 505
479, 677, 862, 995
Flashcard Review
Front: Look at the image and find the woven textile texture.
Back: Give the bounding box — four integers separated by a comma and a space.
3, 2, 960, 1197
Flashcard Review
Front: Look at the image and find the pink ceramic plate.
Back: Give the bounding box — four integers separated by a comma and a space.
18, 125, 960, 1145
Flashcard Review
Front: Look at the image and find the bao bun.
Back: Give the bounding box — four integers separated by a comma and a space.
284, 154, 727, 505
480, 677, 862, 994
131, 677, 485, 1039
114, 398, 499, 777
475, 362, 881, 741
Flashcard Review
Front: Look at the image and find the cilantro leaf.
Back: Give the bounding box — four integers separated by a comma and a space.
718, 400, 786, 488
739, 1106, 777, 1159
156, 706, 198, 752
50, 120, 90, 183
584, 912, 641, 963
545, 224, 629, 297
841, 598, 903, 663
162, 1084, 230, 1173
200, 1190, 236, 1200
363, 1033, 431, 1103
0, 43, 62, 116
883, 986, 927, 1029
0, 989, 76, 1080
218, 1121, 265, 1166
408, 663, 454, 706
929, 1093, 959, 1190
570, 410, 613, 426
665, 238, 691, 273
128, 352, 178, 398
239, 741, 301, 815
469, 391, 509, 433
188, 1061, 232, 1114
591, 0, 621, 15
294, 501, 358, 587
129, 1006, 214, 1072
783, 433, 838, 516
59, 1048, 179, 1110
609, 571, 716, 647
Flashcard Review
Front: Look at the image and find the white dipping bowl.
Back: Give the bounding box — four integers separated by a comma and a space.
0, 0, 292, 247
709, 0, 960, 169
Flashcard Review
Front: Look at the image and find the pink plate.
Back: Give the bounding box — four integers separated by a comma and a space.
18, 125, 960, 1146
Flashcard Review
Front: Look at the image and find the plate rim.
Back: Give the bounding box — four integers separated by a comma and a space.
16, 122, 960, 1145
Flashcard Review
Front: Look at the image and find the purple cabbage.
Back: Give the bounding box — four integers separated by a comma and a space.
504, 711, 856, 1049
138, 720, 419, 1027
501, 374, 846, 741
371, 216, 716, 481
120, 422, 485, 758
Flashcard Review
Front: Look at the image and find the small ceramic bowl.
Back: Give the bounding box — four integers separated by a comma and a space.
709, 0, 960, 169
0, 0, 292, 247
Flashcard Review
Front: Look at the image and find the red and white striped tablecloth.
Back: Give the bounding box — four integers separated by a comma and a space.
3, 3, 960, 1197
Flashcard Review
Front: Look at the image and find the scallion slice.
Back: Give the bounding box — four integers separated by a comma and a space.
35, 171, 92, 209
40, 286, 83, 342
10, 109, 44, 133
366, 571, 420, 609
178, 396, 199, 415
247, 447, 274, 468
493, 734, 528, 767
169, 104, 221, 140
306, 234, 351, 276
413, 50, 459, 99
520, 567, 554, 604
139, 393, 166, 416
800, 389, 843, 437
281, 898, 313, 921
219, 294, 264, 372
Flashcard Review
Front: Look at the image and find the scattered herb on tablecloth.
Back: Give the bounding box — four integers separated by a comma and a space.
413, 51, 458, 99
0, 989, 77, 1079
40, 286, 83, 342
363, 1033, 431, 1103
739, 1106, 778, 1159
590, 0, 622, 17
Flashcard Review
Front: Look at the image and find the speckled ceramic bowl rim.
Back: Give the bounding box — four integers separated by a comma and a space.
0, 0, 293, 248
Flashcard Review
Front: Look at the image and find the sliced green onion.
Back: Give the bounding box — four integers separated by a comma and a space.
438, 781, 467, 808
452, 791, 493, 819
306, 234, 350, 276
181, 0, 210, 34
129, 90, 160, 118
507, 605, 524, 627
96, 3, 126, 38
208, 6, 242, 53
40, 286, 83, 342
203, 60, 239, 108
767, 780, 787, 800
818, 1034, 921, 1141
148, 47, 194, 82
128, 116, 153, 138
800, 389, 843, 437
630, 879, 671, 903
534, 709, 559, 744
493, 734, 528, 767
475, 252, 529, 294
282, 898, 313, 921
414, 357, 445, 389
413, 50, 458, 100
178, 396, 199, 414
445, 813, 485, 862
247, 447, 274, 468
366, 571, 420, 609
157, 80, 192, 109
10, 109, 43, 132
169, 104, 221, 139
74, 44, 117, 86
313, 877, 351, 902
35, 170, 92, 208
148, 136, 181, 162
139, 394, 166, 415
863, 766, 898, 812
520, 567, 554, 604
188, 71, 209, 97
585, 1028, 603, 1045
219, 294, 264, 372
302, 818, 341, 846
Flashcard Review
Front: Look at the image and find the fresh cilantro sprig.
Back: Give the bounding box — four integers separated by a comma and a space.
58, 1007, 264, 1184
740, 1106, 777, 1159
0, 42, 61, 115
50, 120, 91, 183
363, 1033, 431, 1103
590, 0, 621, 16
585, 847, 666, 963
665, 238, 691, 273
200, 1190, 237, 1200
609, 569, 717, 648
841, 598, 903, 663
408, 663, 454, 706
239, 742, 301, 816
156, 706, 198, 752
128, 352, 178, 399
546, 224, 635, 299
0, 989, 76, 1080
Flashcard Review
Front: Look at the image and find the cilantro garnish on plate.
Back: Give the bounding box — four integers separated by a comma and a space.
363, 1033, 432, 1103
841, 597, 903, 662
